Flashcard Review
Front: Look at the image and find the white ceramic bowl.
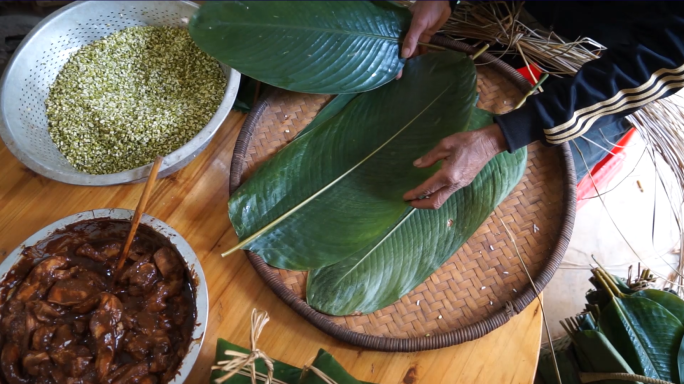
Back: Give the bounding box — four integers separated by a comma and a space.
0, 208, 208, 384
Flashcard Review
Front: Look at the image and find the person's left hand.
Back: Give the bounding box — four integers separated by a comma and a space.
396, 1, 452, 79
403, 124, 508, 209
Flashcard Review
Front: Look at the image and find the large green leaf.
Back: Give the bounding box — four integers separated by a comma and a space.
228, 52, 478, 270
306, 108, 526, 315
599, 296, 684, 382
613, 275, 637, 295
633, 289, 684, 384
573, 330, 638, 384
299, 349, 369, 384
678, 334, 684, 384
294, 93, 359, 141
633, 289, 684, 321
189, 1, 411, 94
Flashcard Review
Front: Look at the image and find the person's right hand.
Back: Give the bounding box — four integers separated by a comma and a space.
403, 124, 508, 209
396, 1, 452, 79
402, 1, 452, 58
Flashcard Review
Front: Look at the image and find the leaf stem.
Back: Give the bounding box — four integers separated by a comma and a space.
396, 39, 447, 51
416, 41, 446, 51
598, 268, 627, 299
592, 268, 615, 299
514, 73, 548, 109
471, 44, 490, 60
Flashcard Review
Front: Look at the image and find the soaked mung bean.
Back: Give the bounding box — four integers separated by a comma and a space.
46, 26, 226, 174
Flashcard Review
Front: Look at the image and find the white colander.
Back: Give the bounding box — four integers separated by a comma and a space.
0, 1, 241, 186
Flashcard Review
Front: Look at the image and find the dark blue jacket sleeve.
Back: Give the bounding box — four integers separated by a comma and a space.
494, 2, 684, 152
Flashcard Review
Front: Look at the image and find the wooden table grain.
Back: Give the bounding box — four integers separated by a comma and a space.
0, 112, 542, 384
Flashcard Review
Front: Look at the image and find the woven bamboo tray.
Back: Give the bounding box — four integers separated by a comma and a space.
229, 39, 576, 352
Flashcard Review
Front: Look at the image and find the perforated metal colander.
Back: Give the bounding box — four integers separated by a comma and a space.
0, 1, 241, 186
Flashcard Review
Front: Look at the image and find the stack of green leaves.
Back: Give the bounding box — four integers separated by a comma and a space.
191, 1, 528, 316
542, 268, 684, 384
211, 339, 375, 384
225, 51, 527, 316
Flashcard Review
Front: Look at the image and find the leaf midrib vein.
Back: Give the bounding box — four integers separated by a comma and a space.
336, 208, 416, 283
331, 99, 477, 288
224, 83, 455, 255
213, 21, 401, 43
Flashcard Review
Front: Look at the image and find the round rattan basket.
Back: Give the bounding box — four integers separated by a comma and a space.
229, 37, 576, 352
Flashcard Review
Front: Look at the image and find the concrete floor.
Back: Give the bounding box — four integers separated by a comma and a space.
542, 128, 682, 341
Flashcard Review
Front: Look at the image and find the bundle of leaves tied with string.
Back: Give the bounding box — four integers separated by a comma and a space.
211, 310, 377, 384
536, 267, 684, 384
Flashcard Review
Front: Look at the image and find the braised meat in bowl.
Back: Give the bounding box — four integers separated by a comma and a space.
0, 211, 206, 384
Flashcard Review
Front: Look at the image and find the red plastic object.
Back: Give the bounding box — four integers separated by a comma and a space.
517, 63, 543, 84
575, 128, 637, 210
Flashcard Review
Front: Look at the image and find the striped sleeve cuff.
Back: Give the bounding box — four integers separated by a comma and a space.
543, 64, 684, 145
494, 106, 548, 153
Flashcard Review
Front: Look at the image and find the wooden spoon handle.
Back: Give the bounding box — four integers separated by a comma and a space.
114, 156, 164, 280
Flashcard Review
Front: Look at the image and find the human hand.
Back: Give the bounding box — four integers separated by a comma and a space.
403, 124, 508, 209
396, 1, 452, 79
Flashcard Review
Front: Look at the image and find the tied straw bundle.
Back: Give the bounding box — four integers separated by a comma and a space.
440, 1, 606, 77
212, 309, 277, 384
211, 309, 344, 384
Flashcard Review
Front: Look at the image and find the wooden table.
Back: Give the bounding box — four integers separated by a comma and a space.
0, 111, 542, 384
